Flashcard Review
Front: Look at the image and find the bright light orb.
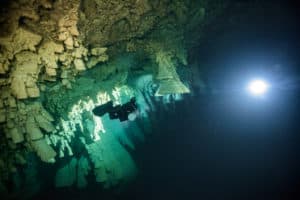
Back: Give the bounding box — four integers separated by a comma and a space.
247, 79, 269, 96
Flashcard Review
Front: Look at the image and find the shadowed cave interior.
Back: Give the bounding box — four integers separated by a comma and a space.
0, 0, 300, 199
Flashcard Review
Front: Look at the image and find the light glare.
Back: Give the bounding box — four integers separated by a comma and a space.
248, 79, 269, 96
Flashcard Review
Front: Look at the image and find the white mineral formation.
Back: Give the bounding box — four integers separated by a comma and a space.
155, 51, 190, 96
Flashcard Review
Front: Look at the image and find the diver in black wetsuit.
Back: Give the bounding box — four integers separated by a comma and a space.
92, 97, 138, 122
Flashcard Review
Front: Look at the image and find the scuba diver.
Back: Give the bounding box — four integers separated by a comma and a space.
92, 97, 138, 122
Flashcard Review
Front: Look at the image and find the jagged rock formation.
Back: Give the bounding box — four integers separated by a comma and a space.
0, 0, 109, 170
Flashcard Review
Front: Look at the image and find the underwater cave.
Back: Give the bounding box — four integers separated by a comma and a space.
0, 0, 300, 200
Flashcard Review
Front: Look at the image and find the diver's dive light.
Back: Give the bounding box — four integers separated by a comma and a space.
247, 79, 269, 97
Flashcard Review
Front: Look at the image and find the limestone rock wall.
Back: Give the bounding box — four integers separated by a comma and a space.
0, 1, 109, 194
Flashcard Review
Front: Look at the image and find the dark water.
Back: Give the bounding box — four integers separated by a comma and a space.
129, 94, 300, 200
124, 2, 300, 200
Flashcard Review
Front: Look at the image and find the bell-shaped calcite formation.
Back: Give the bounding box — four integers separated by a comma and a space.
155, 51, 190, 96
155, 52, 175, 80
26, 116, 43, 140
155, 79, 190, 96
32, 138, 57, 163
